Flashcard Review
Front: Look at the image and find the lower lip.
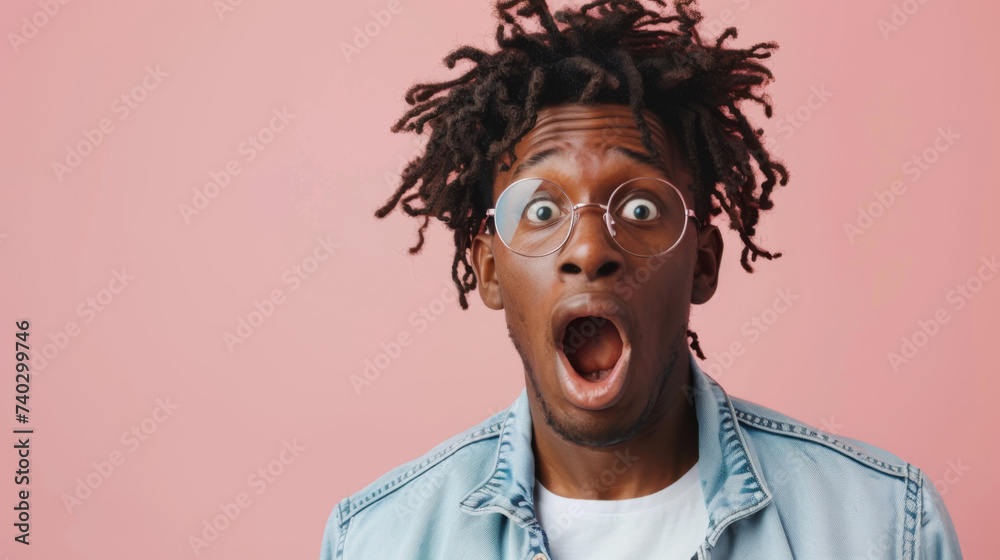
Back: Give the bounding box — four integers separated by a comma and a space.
555, 343, 631, 411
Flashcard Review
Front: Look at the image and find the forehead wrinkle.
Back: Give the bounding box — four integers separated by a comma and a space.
524, 112, 672, 159
495, 104, 694, 197
530, 104, 671, 139
509, 145, 680, 200
513, 128, 676, 178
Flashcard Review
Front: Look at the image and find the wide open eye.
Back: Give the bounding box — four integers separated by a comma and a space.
618, 196, 660, 221
524, 198, 562, 224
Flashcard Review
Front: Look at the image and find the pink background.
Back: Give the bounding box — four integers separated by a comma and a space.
1, 0, 997, 557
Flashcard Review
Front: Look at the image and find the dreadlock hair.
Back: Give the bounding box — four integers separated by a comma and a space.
374, 0, 790, 360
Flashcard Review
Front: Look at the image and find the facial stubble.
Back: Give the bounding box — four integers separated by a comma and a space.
508, 319, 687, 448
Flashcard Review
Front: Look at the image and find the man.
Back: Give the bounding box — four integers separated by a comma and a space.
320, 1, 962, 558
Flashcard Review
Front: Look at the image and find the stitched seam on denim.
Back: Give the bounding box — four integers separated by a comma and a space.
458, 412, 538, 527
343, 422, 503, 519
705, 414, 765, 540
532, 521, 551, 558
733, 408, 907, 477
704, 377, 770, 545
706, 494, 767, 546
337, 510, 352, 560
464, 504, 534, 525
460, 403, 522, 511
526, 524, 550, 559
902, 464, 921, 560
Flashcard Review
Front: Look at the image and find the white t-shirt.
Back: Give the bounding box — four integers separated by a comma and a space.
533, 461, 708, 560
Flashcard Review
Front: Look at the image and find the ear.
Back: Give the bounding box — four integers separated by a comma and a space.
691, 224, 723, 305
471, 232, 504, 310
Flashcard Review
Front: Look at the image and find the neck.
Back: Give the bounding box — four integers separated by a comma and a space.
530, 360, 699, 500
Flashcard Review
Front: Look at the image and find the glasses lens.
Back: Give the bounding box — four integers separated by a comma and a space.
609, 178, 689, 256
494, 179, 573, 256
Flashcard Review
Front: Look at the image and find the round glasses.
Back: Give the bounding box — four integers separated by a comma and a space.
485, 177, 701, 258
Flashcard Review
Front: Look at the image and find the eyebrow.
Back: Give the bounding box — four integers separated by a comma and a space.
610, 146, 673, 176
510, 148, 561, 179
509, 145, 673, 179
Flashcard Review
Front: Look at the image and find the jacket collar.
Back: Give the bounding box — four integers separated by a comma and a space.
459, 350, 773, 543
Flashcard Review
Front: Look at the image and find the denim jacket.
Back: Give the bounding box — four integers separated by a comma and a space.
319, 351, 963, 559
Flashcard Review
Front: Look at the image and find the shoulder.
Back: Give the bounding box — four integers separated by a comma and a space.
729, 395, 910, 478
320, 407, 508, 557
726, 395, 963, 557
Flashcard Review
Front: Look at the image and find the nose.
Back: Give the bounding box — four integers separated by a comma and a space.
556, 206, 626, 282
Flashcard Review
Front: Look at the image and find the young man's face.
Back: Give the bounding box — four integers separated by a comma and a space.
472, 103, 723, 447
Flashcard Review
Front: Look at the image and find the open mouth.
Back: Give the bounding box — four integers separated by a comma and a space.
550, 295, 634, 411
562, 315, 624, 383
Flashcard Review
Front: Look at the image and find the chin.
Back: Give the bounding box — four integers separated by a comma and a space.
537, 389, 650, 447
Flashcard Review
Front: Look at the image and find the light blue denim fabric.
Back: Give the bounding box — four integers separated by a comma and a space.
319, 350, 963, 559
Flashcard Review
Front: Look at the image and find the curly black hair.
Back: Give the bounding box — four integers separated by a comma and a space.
374, 0, 789, 359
